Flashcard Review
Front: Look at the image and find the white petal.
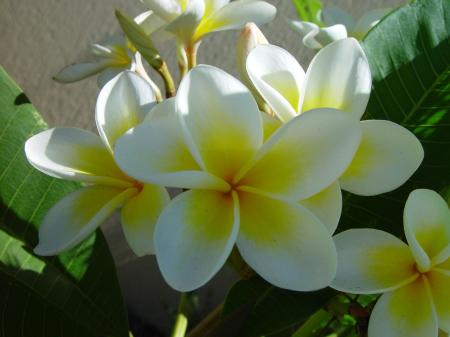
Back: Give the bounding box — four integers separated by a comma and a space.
368, 277, 438, 337
177, 65, 262, 181
237, 192, 337, 291
302, 24, 348, 49
53, 62, 110, 83
135, 10, 167, 35
204, 0, 230, 17
288, 20, 318, 36
115, 98, 229, 191
34, 186, 137, 256
96, 71, 157, 151
165, 0, 205, 42
194, 0, 276, 41
237, 108, 361, 201
321, 6, 355, 29
154, 190, 239, 291
352, 9, 390, 39
404, 189, 450, 272
140, 0, 181, 21
25, 128, 130, 187
97, 67, 125, 88
427, 270, 450, 333
301, 38, 372, 120
331, 229, 418, 294
246, 44, 305, 122
340, 120, 424, 196
299, 182, 342, 234
121, 184, 170, 256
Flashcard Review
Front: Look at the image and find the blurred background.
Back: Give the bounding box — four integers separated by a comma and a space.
1, 0, 403, 334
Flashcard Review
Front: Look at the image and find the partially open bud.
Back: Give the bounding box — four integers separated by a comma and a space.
236, 23, 269, 110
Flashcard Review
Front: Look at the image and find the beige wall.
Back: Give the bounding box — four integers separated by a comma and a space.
1, 0, 403, 332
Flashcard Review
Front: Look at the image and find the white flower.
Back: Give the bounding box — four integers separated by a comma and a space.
25, 71, 169, 256
140, 0, 276, 44
331, 189, 450, 337
289, 6, 390, 49
246, 38, 424, 196
114, 65, 362, 291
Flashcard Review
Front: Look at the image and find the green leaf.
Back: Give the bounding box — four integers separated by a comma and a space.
291, 0, 323, 26
341, 0, 450, 236
221, 277, 334, 337
115, 10, 163, 69
0, 66, 128, 337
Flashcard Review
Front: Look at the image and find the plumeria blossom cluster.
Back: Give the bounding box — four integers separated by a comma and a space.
289, 6, 390, 49
23, 1, 448, 336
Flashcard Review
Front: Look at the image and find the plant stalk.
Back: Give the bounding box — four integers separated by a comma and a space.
155, 61, 176, 98
170, 292, 190, 337
187, 304, 223, 337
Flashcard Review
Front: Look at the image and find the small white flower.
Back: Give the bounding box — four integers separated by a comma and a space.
331, 189, 450, 337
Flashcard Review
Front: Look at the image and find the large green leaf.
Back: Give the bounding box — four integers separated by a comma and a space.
0, 66, 129, 337
219, 1, 450, 336
341, 0, 450, 235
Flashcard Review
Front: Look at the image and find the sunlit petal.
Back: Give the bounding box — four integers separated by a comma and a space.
368, 277, 438, 337
121, 184, 170, 257
25, 128, 130, 187
96, 71, 157, 151
237, 191, 337, 291
288, 20, 318, 36
165, 0, 205, 42
331, 229, 418, 294
302, 24, 348, 49
115, 98, 229, 191
340, 120, 424, 196
301, 38, 371, 120
299, 182, 342, 234
140, 0, 181, 21
247, 44, 305, 121
237, 108, 361, 200
34, 186, 137, 256
154, 190, 239, 291
404, 189, 450, 271
177, 65, 262, 181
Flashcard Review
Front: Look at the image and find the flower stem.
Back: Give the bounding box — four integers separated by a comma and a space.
185, 42, 200, 70
155, 61, 176, 98
187, 304, 223, 337
170, 292, 190, 337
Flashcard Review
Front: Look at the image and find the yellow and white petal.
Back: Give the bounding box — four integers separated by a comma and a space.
115, 98, 229, 191
140, 0, 181, 21
53, 61, 111, 83
237, 191, 337, 291
427, 270, 450, 333
34, 185, 137, 256
368, 277, 438, 337
301, 38, 371, 120
193, 0, 276, 41
340, 120, 424, 196
246, 44, 305, 122
25, 128, 130, 187
288, 20, 318, 36
261, 112, 282, 141
204, 0, 230, 17
352, 9, 390, 40
302, 24, 348, 49
177, 65, 262, 181
299, 182, 342, 234
154, 190, 239, 291
404, 189, 450, 272
165, 0, 205, 42
331, 229, 418, 294
121, 184, 170, 257
96, 70, 157, 151
237, 108, 361, 201
321, 6, 355, 29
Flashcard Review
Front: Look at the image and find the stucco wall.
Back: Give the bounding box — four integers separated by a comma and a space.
1, 0, 404, 333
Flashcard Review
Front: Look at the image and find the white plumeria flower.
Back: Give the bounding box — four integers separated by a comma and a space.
54, 12, 162, 88
289, 6, 390, 49
140, 0, 276, 44
246, 38, 424, 197
289, 20, 347, 50
331, 189, 450, 337
321, 6, 390, 40
25, 71, 169, 257
114, 65, 363, 292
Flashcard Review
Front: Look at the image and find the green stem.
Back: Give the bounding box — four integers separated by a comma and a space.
155, 61, 176, 98
170, 293, 190, 337
185, 42, 200, 70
